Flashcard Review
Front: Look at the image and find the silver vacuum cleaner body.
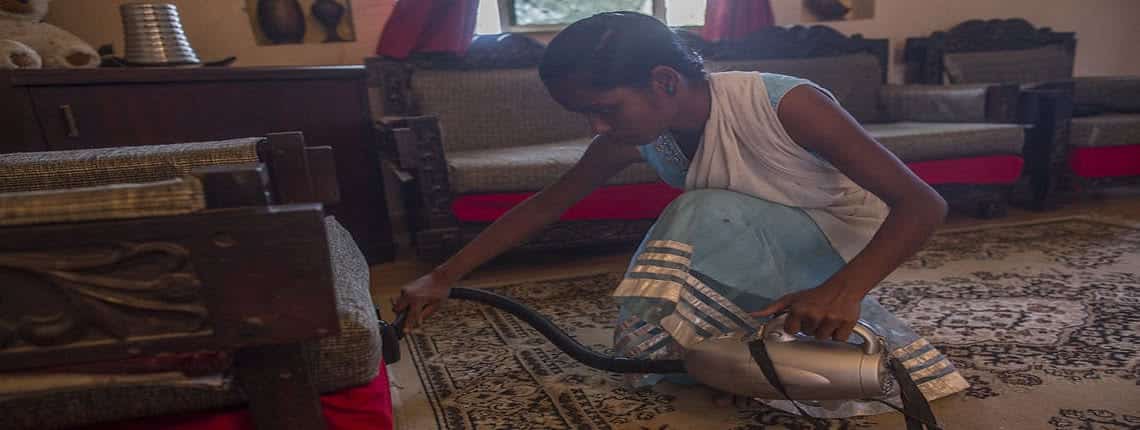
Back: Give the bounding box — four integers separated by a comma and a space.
684, 315, 894, 400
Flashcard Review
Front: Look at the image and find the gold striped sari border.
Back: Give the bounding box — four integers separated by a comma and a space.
683, 273, 761, 331
917, 371, 971, 400
675, 301, 724, 337
679, 289, 739, 332
902, 349, 944, 370
909, 358, 954, 381
892, 338, 932, 359
613, 277, 682, 302
627, 331, 672, 357
645, 240, 694, 255
659, 314, 708, 348
636, 252, 692, 267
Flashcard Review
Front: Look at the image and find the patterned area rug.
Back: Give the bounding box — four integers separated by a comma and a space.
390, 217, 1140, 429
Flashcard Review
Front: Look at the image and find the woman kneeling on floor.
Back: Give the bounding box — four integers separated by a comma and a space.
395, 12, 968, 417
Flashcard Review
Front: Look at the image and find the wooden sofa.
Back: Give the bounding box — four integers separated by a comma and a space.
370, 27, 1054, 261
691, 26, 1047, 214
905, 18, 1140, 201
0, 133, 386, 429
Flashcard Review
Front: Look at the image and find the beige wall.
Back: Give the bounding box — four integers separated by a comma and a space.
45, 0, 1140, 83
770, 0, 1140, 82
46, 0, 395, 67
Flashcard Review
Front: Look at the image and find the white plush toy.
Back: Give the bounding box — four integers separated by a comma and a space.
0, 0, 98, 69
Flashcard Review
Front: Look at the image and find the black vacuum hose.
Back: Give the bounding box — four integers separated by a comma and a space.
394, 287, 686, 374
449, 287, 686, 374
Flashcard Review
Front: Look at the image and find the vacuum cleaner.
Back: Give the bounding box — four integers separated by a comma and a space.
381, 287, 941, 429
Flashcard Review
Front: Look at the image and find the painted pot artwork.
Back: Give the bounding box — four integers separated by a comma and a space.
249, 0, 356, 45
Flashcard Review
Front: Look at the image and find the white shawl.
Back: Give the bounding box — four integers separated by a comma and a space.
685, 72, 889, 261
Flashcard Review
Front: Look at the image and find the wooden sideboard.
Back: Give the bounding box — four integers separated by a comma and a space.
1, 66, 394, 263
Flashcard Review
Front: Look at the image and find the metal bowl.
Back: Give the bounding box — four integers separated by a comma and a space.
125, 44, 197, 53
124, 35, 192, 45
121, 10, 180, 18
127, 55, 200, 63
126, 36, 193, 45
123, 28, 188, 35
128, 52, 199, 60
126, 52, 199, 60
123, 28, 192, 39
122, 21, 184, 30
123, 27, 189, 37
121, 14, 182, 23
120, 3, 200, 66
126, 47, 198, 56
126, 53, 200, 65
126, 48, 198, 56
120, 3, 179, 12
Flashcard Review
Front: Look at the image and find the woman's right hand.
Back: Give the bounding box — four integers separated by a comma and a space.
392, 271, 453, 331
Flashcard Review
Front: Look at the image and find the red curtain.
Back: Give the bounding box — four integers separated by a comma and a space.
701, 0, 774, 42
376, 0, 480, 59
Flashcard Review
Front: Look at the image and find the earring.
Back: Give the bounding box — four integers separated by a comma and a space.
666, 85, 676, 95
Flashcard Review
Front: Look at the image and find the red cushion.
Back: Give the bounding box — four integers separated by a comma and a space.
453, 182, 683, 222
83, 362, 393, 430
906, 155, 1024, 185
451, 156, 1023, 223
1069, 144, 1140, 178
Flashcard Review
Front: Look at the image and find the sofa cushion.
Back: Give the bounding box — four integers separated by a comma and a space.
447, 139, 660, 193
943, 45, 1073, 84
452, 182, 683, 222
879, 84, 993, 123
413, 68, 590, 153
907, 155, 1024, 185
86, 362, 393, 430
447, 123, 1027, 193
1070, 114, 1140, 148
306, 216, 382, 392
0, 217, 381, 430
1074, 77, 1140, 113
864, 122, 1025, 162
1068, 145, 1140, 179
706, 54, 884, 123
0, 177, 205, 227
0, 138, 261, 194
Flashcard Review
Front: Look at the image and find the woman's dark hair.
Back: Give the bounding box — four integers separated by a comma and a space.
539, 12, 705, 90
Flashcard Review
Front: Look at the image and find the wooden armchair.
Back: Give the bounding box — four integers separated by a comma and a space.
689, 25, 1063, 215
0, 133, 385, 429
368, 35, 664, 261
905, 18, 1140, 203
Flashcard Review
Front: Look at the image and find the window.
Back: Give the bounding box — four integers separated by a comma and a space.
476, 0, 707, 34
663, 0, 706, 28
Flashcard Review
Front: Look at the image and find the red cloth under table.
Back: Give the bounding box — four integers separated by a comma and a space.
1068, 144, 1140, 178
451, 156, 1024, 222
83, 361, 393, 430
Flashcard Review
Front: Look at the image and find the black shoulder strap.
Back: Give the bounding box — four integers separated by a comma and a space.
747, 337, 813, 418
748, 336, 942, 430
889, 357, 940, 430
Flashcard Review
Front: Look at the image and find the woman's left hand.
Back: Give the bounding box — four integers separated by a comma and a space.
749, 282, 864, 341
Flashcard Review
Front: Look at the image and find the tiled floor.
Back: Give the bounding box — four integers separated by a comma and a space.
370, 187, 1140, 321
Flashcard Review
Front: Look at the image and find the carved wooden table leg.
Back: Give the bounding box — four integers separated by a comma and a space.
235, 344, 326, 430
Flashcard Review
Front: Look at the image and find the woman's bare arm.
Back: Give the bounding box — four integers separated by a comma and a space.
754, 86, 947, 341
395, 139, 644, 328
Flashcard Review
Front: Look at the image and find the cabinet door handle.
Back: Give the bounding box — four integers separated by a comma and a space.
60, 104, 80, 138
